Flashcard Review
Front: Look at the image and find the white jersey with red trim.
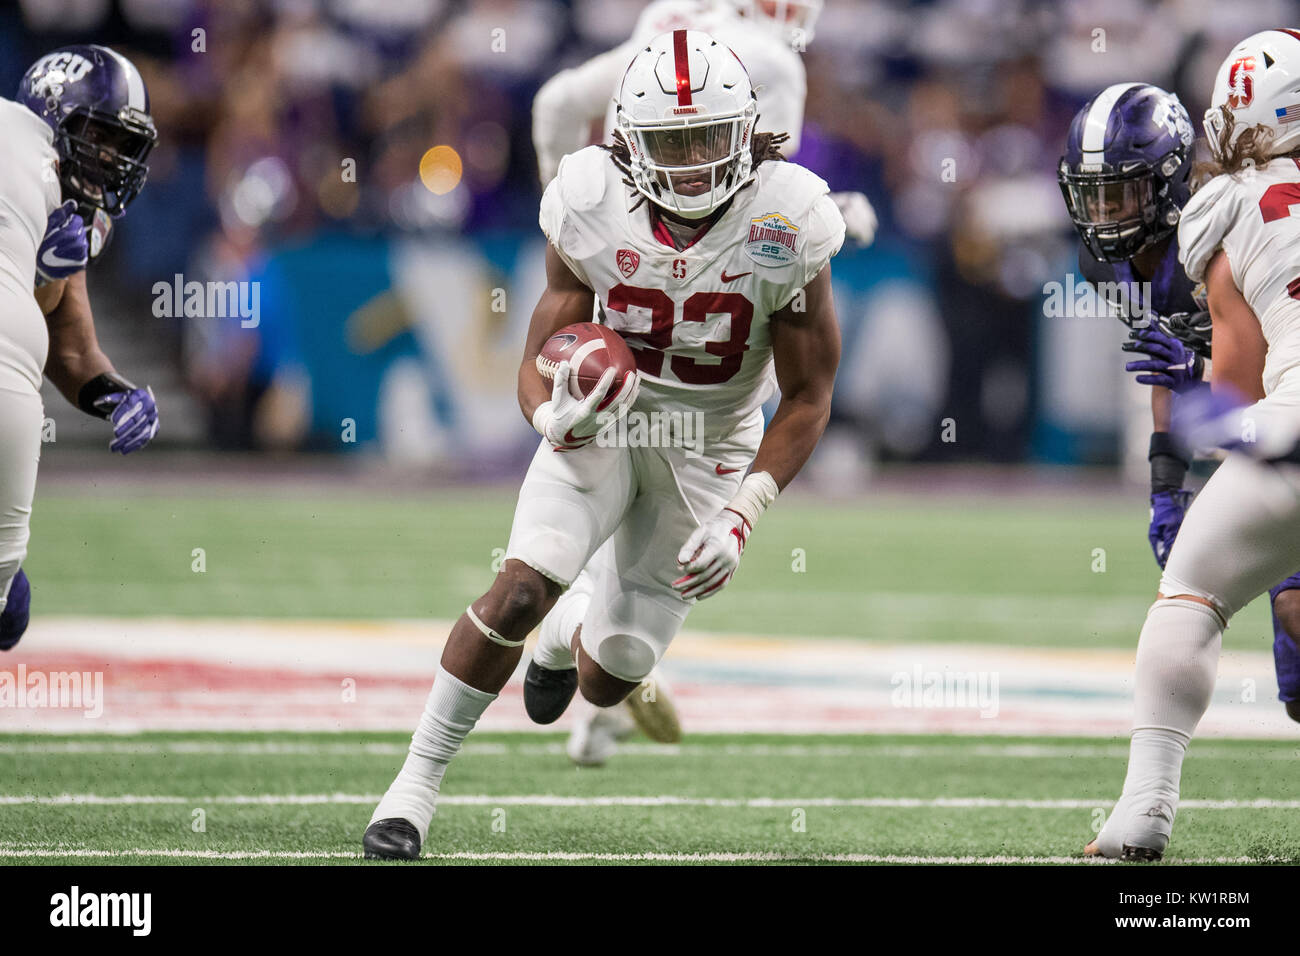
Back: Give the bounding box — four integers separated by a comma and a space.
532, 0, 805, 184
1180, 158, 1300, 396
0, 97, 61, 393
540, 144, 844, 438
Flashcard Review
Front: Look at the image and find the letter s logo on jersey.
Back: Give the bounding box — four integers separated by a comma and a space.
1227, 56, 1256, 109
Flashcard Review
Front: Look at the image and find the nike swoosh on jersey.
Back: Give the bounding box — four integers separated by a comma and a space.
715, 464, 741, 475
720, 270, 752, 283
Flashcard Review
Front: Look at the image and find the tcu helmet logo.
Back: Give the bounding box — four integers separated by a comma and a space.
1227, 56, 1256, 109
616, 248, 640, 278
28, 51, 93, 106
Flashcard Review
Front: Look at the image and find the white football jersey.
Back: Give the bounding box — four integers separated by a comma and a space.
0, 97, 61, 392
533, 0, 806, 184
1180, 158, 1300, 396
540, 145, 844, 437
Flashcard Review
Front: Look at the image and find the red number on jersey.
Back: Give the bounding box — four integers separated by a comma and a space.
1258, 181, 1300, 223
606, 283, 752, 384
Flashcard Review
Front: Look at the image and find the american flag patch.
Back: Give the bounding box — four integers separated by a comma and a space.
1276, 104, 1300, 123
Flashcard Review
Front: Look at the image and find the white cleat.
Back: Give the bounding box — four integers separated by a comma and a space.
566, 698, 636, 767
1084, 789, 1178, 861
622, 668, 682, 744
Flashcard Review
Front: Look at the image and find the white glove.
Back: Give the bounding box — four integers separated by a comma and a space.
533, 360, 638, 451
673, 508, 750, 601
830, 191, 877, 247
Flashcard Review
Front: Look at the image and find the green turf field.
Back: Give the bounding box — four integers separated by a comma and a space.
23, 489, 1276, 648
11, 488, 1292, 866
0, 732, 1296, 865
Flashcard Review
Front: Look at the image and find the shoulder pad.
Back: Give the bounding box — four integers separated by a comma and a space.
555, 146, 612, 213
1178, 174, 1238, 283
754, 161, 830, 220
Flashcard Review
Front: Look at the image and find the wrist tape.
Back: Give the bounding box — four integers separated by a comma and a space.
725, 471, 779, 529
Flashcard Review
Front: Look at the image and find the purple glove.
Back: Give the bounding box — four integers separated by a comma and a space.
1166, 382, 1296, 458
1122, 325, 1203, 393
102, 387, 159, 454
35, 200, 88, 285
1148, 490, 1191, 569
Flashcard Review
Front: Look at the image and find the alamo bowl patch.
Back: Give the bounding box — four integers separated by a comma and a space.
744, 212, 799, 266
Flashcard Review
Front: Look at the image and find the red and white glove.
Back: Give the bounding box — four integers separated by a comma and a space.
673, 471, 780, 601
673, 508, 750, 601
830, 191, 877, 247
532, 360, 638, 451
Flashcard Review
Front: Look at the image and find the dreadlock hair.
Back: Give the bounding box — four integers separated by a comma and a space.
601, 128, 790, 212
1195, 106, 1300, 184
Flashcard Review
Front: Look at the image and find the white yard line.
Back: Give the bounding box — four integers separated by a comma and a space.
1, 793, 1297, 809
0, 740, 1294, 760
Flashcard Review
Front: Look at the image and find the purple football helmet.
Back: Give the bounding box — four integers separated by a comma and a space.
17, 45, 157, 218
1059, 83, 1194, 262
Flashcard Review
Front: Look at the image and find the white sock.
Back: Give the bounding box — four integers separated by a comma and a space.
1119, 729, 1187, 800
532, 588, 590, 671
1116, 598, 1222, 805
1132, 598, 1222, 739
370, 665, 496, 841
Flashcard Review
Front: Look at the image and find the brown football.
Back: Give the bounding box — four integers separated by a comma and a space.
536, 323, 637, 409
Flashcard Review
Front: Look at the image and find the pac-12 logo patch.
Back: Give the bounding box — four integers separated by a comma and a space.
744, 212, 799, 266
616, 248, 640, 278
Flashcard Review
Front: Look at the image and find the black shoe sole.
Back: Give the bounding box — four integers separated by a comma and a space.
1121, 844, 1163, 862
363, 818, 421, 860
523, 660, 578, 724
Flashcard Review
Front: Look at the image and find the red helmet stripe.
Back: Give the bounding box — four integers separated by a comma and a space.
1275, 28, 1300, 43
673, 29, 692, 106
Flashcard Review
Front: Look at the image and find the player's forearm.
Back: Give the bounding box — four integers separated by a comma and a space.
1150, 386, 1172, 432
750, 391, 831, 491
517, 360, 551, 425
42, 272, 115, 408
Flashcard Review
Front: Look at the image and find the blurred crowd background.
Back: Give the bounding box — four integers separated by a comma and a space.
4, 0, 1294, 478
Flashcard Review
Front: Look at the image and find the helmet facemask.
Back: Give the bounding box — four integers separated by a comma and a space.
57, 105, 156, 218
1059, 152, 1183, 263
618, 103, 756, 219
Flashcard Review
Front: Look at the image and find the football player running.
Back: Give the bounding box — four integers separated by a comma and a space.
533, 0, 875, 245
1059, 82, 1300, 729
364, 30, 844, 860
0, 45, 161, 651
534, 0, 868, 763
1087, 29, 1300, 861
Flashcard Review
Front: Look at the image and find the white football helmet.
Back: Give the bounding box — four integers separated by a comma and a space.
725, 0, 823, 46
1204, 28, 1300, 161
615, 29, 757, 220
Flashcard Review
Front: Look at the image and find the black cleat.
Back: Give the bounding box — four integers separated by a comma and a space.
523, 660, 578, 724
363, 818, 421, 860
1121, 844, 1163, 863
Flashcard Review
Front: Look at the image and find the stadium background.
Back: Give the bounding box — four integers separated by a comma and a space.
2, 0, 1298, 864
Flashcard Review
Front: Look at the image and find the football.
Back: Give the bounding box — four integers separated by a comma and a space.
536, 322, 637, 409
